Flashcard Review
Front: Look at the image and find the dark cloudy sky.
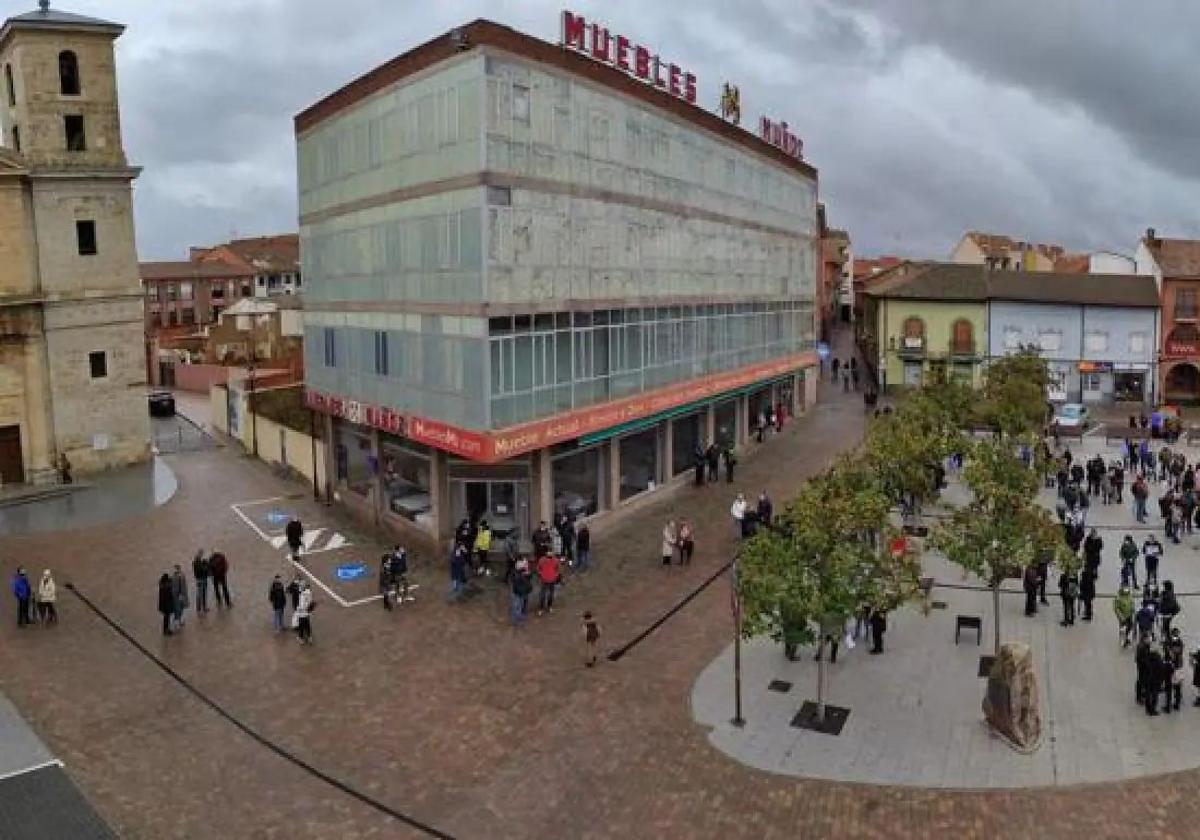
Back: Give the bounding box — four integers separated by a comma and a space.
7, 0, 1195, 260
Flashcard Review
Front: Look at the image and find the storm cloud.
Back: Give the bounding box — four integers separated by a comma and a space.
10, 0, 1196, 260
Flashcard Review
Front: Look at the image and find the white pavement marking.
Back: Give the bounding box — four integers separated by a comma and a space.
302, 529, 324, 550
344, 584, 420, 608
288, 558, 349, 608
0, 758, 64, 783
229, 499, 280, 541
270, 535, 287, 550
324, 533, 348, 551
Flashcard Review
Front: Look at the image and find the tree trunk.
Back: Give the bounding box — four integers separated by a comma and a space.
992, 579, 1002, 657
816, 640, 827, 721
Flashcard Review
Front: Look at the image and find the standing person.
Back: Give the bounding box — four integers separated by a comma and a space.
36, 570, 57, 626
1159, 580, 1181, 638
677, 520, 695, 566
723, 446, 737, 483
294, 582, 314, 645
1120, 535, 1139, 589
170, 564, 189, 631
57, 452, 72, 485
510, 558, 532, 626
473, 520, 493, 577
1035, 551, 1050, 606
378, 553, 395, 610
1136, 597, 1158, 644
1083, 528, 1103, 575
693, 444, 707, 487
286, 573, 303, 613
285, 517, 304, 562
1058, 569, 1077, 627
705, 443, 720, 483
1114, 587, 1134, 647
755, 411, 767, 444
757, 491, 773, 528
536, 552, 561, 616
1112, 462, 1125, 503
1135, 639, 1152, 706
831, 356, 840, 382
1023, 563, 1040, 616
557, 513, 576, 568
1164, 629, 1185, 713
389, 547, 410, 604
503, 531, 520, 582
157, 573, 175, 637
449, 541, 468, 600
1145, 645, 1165, 715
582, 611, 600, 668
11, 568, 32, 628
575, 523, 592, 572
815, 613, 842, 663
661, 520, 677, 567
868, 608, 887, 654
730, 493, 747, 539
1132, 473, 1149, 522
1143, 535, 1163, 587
268, 575, 287, 632
210, 551, 232, 608
1078, 565, 1096, 622
192, 550, 211, 613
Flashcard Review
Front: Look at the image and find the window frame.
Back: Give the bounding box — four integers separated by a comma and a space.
87, 350, 108, 380
58, 50, 80, 96
63, 114, 86, 151
75, 219, 97, 256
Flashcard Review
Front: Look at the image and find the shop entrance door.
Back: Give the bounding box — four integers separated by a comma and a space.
453, 480, 530, 542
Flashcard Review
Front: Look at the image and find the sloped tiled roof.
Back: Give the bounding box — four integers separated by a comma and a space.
965, 231, 1065, 261
1, 5, 123, 43
198, 234, 300, 274
1145, 237, 1200, 278
1053, 253, 1090, 274
866, 261, 1159, 308
139, 261, 244, 281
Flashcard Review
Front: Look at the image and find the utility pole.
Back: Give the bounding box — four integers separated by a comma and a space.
248, 336, 259, 458
730, 556, 745, 728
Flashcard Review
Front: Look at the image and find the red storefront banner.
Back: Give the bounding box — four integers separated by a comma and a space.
1165, 340, 1199, 357
306, 350, 816, 463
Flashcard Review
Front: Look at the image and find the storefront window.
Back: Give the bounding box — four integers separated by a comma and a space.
552, 443, 607, 519
715, 400, 737, 449
1114, 372, 1145, 402
672, 413, 702, 476
619, 427, 660, 501
334, 423, 373, 496
381, 437, 433, 528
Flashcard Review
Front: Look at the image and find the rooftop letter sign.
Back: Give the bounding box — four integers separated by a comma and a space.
759, 116, 803, 160
560, 10, 697, 104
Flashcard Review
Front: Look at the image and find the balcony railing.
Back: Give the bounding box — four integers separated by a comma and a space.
950, 339, 977, 357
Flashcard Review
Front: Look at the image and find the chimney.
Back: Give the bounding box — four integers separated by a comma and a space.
1146, 227, 1157, 245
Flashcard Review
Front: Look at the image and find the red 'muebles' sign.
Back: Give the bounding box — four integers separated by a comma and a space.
560, 10, 697, 104
759, 117, 803, 160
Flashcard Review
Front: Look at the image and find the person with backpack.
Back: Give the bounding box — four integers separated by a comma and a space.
1058, 569, 1077, 627
510, 558, 533, 626
268, 575, 287, 632
1119, 535, 1139, 589
192, 550, 211, 613
536, 553, 561, 616
210, 552, 232, 607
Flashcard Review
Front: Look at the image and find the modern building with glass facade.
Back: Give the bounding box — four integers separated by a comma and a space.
296, 19, 819, 545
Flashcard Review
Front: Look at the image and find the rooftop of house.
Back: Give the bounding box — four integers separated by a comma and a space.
1053, 253, 1091, 274
192, 234, 300, 274
1144, 234, 1200, 278
963, 231, 1065, 261
139, 261, 247, 281
865, 261, 1159, 308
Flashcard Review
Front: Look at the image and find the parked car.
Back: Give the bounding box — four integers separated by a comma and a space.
148, 391, 176, 417
1053, 402, 1088, 429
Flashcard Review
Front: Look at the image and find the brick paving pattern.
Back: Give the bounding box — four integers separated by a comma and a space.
3, 342, 1199, 838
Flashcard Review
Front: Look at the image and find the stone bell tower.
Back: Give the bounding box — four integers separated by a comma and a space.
0, 1, 148, 482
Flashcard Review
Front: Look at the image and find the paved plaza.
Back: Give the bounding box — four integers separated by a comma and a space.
7, 369, 1200, 837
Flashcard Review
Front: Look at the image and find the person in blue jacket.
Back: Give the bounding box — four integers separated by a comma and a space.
11, 567, 32, 627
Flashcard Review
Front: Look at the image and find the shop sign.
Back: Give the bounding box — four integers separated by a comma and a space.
1166, 340, 1199, 357
305, 389, 404, 435
1078, 361, 1113, 373
560, 10, 697, 104
759, 116, 803, 160
1114, 363, 1149, 372
407, 417, 487, 460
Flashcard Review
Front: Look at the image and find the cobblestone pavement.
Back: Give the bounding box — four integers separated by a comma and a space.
5, 346, 1200, 839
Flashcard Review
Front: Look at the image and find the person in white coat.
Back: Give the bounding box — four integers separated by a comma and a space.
730, 494, 747, 539
294, 583, 314, 645
37, 570, 57, 625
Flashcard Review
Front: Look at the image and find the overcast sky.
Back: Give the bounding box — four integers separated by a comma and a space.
7, 0, 1197, 260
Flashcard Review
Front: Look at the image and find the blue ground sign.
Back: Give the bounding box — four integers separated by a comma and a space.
265, 509, 291, 525
335, 562, 368, 581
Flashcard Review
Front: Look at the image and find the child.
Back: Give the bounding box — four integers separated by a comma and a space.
583, 611, 600, 667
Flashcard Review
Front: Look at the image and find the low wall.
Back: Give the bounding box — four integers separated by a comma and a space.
209, 383, 326, 496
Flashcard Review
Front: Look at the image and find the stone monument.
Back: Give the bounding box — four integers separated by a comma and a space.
982, 642, 1042, 753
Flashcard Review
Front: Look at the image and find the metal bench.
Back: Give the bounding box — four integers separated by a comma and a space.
955, 615, 982, 645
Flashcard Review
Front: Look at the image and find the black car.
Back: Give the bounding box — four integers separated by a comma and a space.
148, 391, 176, 417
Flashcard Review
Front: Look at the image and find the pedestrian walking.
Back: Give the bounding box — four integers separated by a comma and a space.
815, 613, 842, 663
536, 553, 561, 616
285, 517, 304, 562
192, 550, 211, 613
868, 608, 887, 654
583, 611, 600, 667
575, 524, 592, 572
268, 575, 287, 631
661, 520, 677, 567
1114, 587, 1134, 647
171, 563, 189, 630
1132, 474, 1149, 522
157, 573, 175, 636
677, 520, 695, 566
210, 551, 232, 607
36, 570, 57, 626
294, 582, 314, 645
1059, 570, 1077, 626
11, 568, 31, 628
511, 558, 532, 625
730, 493, 747, 539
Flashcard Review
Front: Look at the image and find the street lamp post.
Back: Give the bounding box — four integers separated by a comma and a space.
731, 556, 745, 728
248, 347, 259, 458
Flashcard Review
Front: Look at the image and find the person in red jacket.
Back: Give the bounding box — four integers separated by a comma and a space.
536, 553, 561, 616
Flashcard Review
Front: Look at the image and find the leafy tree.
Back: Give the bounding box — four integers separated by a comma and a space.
738, 456, 922, 719
980, 348, 1052, 437
930, 434, 1077, 656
